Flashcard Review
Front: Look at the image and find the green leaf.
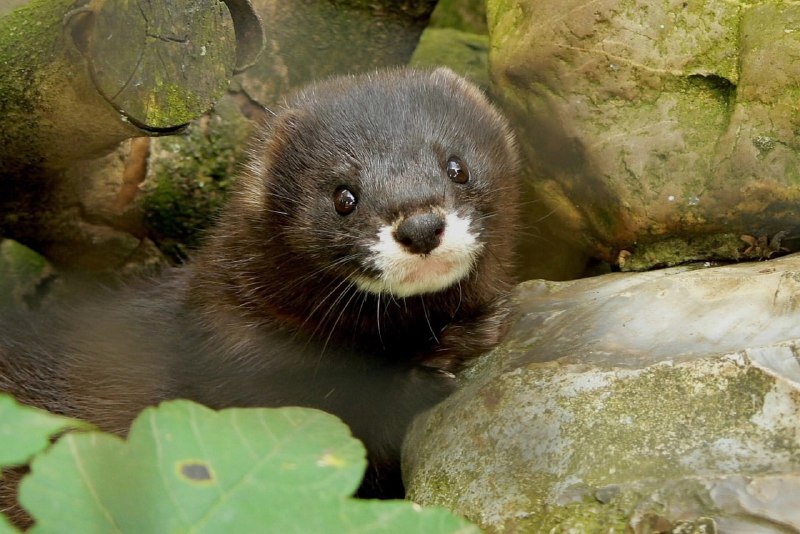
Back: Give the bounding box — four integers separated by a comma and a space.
20, 400, 477, 533
0, 393, 88, 467
0, 511, 20, 534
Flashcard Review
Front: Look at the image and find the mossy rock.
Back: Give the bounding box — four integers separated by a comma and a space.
0, 239, 56, 310
488, 0, 800, 269
429, 0, 487, 34
410, 28, 490, 91
405, 252, 800, 531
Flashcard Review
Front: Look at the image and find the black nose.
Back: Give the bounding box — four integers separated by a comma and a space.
394, 213, 446, 254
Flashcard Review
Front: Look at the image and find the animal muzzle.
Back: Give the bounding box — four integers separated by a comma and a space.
393, 212, 446, 255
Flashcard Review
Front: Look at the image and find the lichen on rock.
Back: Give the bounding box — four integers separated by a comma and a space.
404, 253, 800, 532
488, 0, 800, 270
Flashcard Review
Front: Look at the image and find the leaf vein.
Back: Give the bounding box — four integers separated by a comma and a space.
68, 436, 123, 533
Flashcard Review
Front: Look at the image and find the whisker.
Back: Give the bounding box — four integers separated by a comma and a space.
297, 267, 357, 336
375, 293, 384, 348
420, 296, 439, 344
352, 274, 370, 336
310, 277, 357, 341
278, 255, 358, 295
264, 190, 296, 202
454, 280, 463, 316
320, 280, 362, 355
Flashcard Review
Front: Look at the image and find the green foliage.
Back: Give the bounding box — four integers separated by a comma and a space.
0, 396, 87, 533
142, 99, 254, 262
0, 512, 15, 533
0, 395, 87, 467
0, 396, 477, 533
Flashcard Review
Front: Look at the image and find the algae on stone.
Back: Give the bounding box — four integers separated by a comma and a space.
0, 240, 56, 310
410, 28, 490, 90
429, 0, 487, 34
487, 0, 800, 270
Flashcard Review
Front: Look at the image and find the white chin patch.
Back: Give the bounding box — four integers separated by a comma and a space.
354, 212, 482, 297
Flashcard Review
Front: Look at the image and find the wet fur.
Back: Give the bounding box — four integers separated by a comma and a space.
0, 68, 519, 521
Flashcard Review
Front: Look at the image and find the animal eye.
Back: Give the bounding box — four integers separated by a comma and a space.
333, 186, 357, 215
446, 156, 469, 184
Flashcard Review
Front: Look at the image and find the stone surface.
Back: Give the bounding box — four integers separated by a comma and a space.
488, 0, 800, 271
2, 138, 168, 273
429, 0, 487, 34
410, 28, 490, 91
404, 253, 800, 532
0, 240, 54, 310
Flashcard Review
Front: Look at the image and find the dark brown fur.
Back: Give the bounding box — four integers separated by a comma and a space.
0, 68, 519, 522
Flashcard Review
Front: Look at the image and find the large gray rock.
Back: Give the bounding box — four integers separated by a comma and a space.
404, 253, 800, 532
488, 0, 800, 271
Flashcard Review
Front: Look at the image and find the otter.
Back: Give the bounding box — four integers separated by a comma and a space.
0, 68, 520, 503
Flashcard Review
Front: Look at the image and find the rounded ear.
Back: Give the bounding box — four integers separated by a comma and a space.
236, 108, 311, 211
431, 66, 461, 82
256, 108, 307, 162
430, 66, 490, 100
276, 107, 313, 142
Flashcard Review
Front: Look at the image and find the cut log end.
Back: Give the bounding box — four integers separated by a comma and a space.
67, 0, 239, 130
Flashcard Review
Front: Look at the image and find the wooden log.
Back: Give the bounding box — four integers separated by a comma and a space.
0, 0, 255, 174
239, 0, 438, 108
1, 0, 439, 275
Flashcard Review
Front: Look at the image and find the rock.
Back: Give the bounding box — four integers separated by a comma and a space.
2, 0, 441, 277
429, 0, 487, 34
2, 138, 169, 273
0, 0, 252, 174
410, 28, 490, 91
404, 253, 800, 532
0, 240, 55, 310
487, 0, 800, 270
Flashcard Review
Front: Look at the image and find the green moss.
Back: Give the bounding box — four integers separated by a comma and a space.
142, 99, 254, 262
0, 0, 73, 171
505, 361, 780, 529
144, 77, 229, 129
685, 74, 736, 111
516, 496, 632, 533
563, 363, 774, 486
410, 28, 490, 90
620, 233, 743, 271
485, 0, 516, 29
0, 239, 56, 310
521, 479, 723, 532
144, 84, 197, 127
0, 0, 67, 79
429, 0, 487, 34
671, 74, 732, 153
